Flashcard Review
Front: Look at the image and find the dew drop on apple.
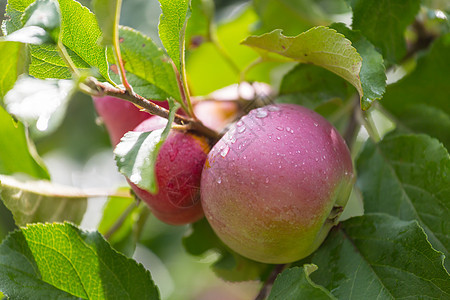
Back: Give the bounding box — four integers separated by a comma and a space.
220, 146, 230, 157
255, 109, 268, 118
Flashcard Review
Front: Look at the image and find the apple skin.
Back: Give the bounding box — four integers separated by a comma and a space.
93, 96, 169, 146
129, 116, 209, 225
201, 104, 354, 263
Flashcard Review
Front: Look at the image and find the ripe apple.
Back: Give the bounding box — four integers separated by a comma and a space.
128, 116, 209, 225
200, 104, 354, 263
93, 96, 169, 145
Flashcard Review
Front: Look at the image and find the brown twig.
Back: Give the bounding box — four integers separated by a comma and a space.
254, 264, 287, 300
85, 77, 219, 141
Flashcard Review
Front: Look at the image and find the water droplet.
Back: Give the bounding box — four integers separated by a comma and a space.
255, 109, 268, 118
276, 126, 283, 131
217, 178, 222, 184
236, 120, 244, 127
130, 173, 141, 183
220, 146, 229, 157
268, 106, 280, 112
265, 177, 270, 183
276, 136, 281, 140
238, 126, 246, 133
314, 122, 319, 127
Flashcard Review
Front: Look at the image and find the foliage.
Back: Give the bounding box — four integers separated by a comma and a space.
0, 0, 449, 299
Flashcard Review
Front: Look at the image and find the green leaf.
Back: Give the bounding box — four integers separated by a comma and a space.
158, 0, 190, 72
347, 0, 421, 63
253, 0, 329, 35
114, 102, 178, 194
108, 26, 180, 101
92, 0, 119, 46
268, 265, 336, 300
277, 64, 354, 110
183, 217, 223, 256
4, 77, 75, 137
183, 218, 270, 282
4, 0, 111, 81
357, 134, 450, 269
381, 33, 450, 148
330, 23, 386, 110
0, 41, 27, 102
0, 175, 87, 226
307, 214, 450, 299
0, 105, 49, 179
185, 0, 214, 49
212, 250, 270, 282
0, 223, 160, 299
242, 27, 363, 104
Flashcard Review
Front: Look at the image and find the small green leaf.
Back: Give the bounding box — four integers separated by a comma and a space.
4, 0, 111, 81
108, 26, 180, 101
185, 0, 214, 49
268, 265, 336, 300
0, 223, 160, 299
242, 27, 363, 104
347, 0, 421, 63
330, 23, 386, 110
158, 0, 190, 72
357, 133, 450, 269
0, 175, 87, 226
4, 77, 75, 137
114, 101, 179, 194
0, 41, 27, 102
381, 33, 450, 148
307, 214, 450, 299
0, 106, 49, 179
92, 0, 119, 46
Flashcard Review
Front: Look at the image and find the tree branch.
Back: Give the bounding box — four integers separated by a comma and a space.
84, 77, 219, 141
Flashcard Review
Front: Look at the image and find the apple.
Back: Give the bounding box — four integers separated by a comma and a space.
128, 116, 209, 225
93, 96, 169, 146
200, 104, 354, 263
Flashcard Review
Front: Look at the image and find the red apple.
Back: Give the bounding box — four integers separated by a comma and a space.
201, 104, 354, 263
128, 117, 209, 225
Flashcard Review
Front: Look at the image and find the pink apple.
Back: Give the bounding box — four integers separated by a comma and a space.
201, 104, 354, 263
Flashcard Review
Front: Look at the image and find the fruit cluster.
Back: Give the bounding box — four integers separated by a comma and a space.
94, 95, 354, 263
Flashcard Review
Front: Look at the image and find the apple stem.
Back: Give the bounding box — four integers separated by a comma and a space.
84, 77, 219, 141
254, 264, 287, 300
